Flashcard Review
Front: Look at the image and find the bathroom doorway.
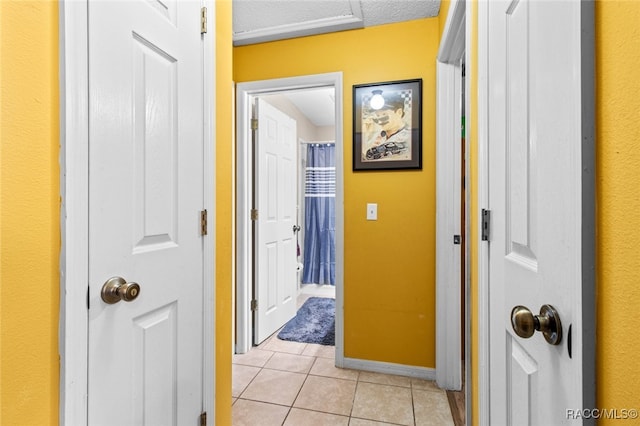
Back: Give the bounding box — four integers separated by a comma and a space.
235, 72, 345, 365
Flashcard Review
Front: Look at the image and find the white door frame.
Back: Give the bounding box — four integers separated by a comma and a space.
476, 1, 596, 424
476, 2, 491, 423
436, 0, 466, 392
235, 72, 345, 366
58, 1, 216, 424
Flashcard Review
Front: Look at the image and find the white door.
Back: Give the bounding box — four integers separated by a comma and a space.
485, 0, 594, 424
87, 1, 206, 424
254, 98, 298, 344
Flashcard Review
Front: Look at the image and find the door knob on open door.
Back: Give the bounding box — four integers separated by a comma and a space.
101, 276, 141, 304
511, 304, 562, 345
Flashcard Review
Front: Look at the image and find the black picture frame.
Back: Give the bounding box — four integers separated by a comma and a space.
353, 79, 422, 170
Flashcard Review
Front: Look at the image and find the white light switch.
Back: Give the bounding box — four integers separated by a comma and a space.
366, 203, 378, 220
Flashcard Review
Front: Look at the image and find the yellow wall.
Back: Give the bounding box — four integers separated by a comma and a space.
468, 1, 479, 425
215, 1, 234, 424
0, 1, 60, 424
439, 0, 451, 41
595, 1, 640, 421
234, 18, 440, 367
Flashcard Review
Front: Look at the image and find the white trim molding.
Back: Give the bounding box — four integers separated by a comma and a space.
201, 1, 217, 423
437, 0, 466, 64
235, 73, 345, 368
435, 0, 466, 394
59, 1, 89, 423
343, 358, 436, 381
477, 1, 491, 424
233, 15, 364, 47
233, 0, 363, 46
435, 60, 463, 391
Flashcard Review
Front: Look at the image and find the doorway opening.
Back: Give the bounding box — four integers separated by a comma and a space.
235, 72, 345, 365
446, 64, 466, 426
436, 0, 469, 424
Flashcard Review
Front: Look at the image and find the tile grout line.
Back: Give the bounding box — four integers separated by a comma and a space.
348, 378, 360, 421
411, 384, 417, 426
234, 347, 276, 400
281, 352, 316, 425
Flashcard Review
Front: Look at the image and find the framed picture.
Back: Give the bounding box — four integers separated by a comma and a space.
353, 79, 422, 170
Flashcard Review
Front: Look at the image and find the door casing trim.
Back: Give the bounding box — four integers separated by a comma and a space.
59, 2, 89, 423
235, 72, 345, 366
477, 1, 491, 423
435, 0, 465, 394
58, 1, 216, 424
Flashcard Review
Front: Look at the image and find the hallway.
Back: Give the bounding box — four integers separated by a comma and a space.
232, 296, 455, 425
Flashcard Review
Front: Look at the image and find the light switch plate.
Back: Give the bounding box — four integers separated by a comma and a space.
367, 203, 377, 220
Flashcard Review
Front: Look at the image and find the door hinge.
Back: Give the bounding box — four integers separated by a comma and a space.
200, 7, 207, 34
453, 235, 461, 245
251, 300, 258, 311
251, 208, 258, 221
251, 118, 258, 130
200, 209, 208, 236
200, 411, 207, 426
481, 209, 491, 241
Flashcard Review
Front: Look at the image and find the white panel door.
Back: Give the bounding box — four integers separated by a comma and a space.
486, 0, 594, 424
87, 1, 205, 425
254, 98, 298, 344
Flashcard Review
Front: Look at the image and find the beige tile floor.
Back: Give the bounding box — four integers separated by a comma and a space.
232, 293, 455, 426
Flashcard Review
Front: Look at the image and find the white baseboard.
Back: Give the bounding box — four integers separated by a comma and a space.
343, 357, 436, 381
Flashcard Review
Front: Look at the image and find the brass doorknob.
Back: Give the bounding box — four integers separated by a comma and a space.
511, 304, 562, 345
101, 276, 141, 304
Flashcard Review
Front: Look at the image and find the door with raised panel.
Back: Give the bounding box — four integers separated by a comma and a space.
87, 1, 205, 424
254, 98, 298, 344
485, 0, 594, 424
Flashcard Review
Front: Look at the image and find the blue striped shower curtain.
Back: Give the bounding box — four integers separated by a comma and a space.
302, 143, 336, 285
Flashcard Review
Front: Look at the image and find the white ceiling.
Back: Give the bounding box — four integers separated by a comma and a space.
233, 0, 441, 46
283, 88, 336, 127
235, 0, 442, 126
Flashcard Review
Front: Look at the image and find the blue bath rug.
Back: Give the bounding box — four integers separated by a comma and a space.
277, 297, 335, 346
